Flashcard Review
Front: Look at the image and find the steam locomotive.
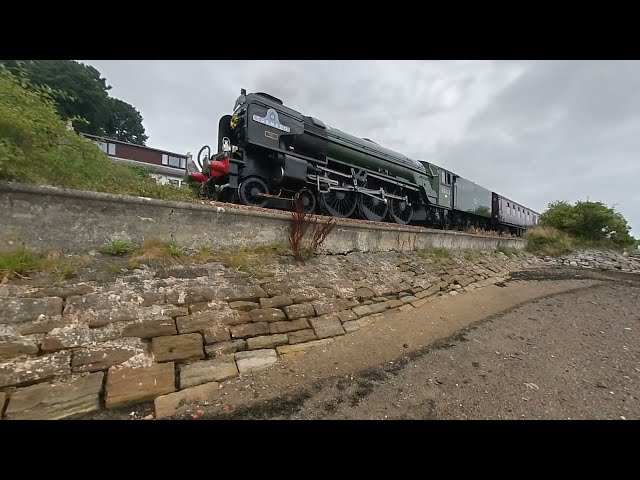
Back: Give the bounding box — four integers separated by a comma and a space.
188, 89, 539, 235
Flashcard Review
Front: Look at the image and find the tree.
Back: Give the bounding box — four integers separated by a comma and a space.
540, 200, 636, 247
106, 98, 148, 145
0, 60, 148, 145
539, 200, 578, 231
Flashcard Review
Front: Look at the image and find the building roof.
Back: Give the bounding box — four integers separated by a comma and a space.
81, 133, 188, 159
109, 156, 187, 176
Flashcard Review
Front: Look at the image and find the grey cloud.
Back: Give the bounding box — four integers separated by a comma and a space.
82, 60, 639, 236
436, 60, 640, 234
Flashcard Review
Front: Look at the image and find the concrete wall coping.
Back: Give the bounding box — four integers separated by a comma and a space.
0, 181, 516, 242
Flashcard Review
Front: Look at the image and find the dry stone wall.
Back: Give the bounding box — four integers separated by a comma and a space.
545, 249, 640, 274
0, 250, 543, 420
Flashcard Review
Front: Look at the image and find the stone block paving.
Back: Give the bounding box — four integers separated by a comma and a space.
0, 248, 565, 419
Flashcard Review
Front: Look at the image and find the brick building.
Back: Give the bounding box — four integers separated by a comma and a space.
82, 133, 190, 187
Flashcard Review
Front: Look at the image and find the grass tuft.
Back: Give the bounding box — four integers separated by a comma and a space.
463, 250, 484, 261
131, 239, 178, 263
0, 247, 92, 280
166, 243, 183, 258
496, 245, 519, 258
417, 247, 452, 263
0, 248, 40, 278
101, 239, 133, 256
188, 244, 288, 277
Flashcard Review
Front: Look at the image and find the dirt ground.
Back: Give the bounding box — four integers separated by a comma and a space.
85, 266, 639, 420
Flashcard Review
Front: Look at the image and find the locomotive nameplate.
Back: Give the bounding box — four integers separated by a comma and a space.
252, 108, 291, 133
265, 130, 278, 140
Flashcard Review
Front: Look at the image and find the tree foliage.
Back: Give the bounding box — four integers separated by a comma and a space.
539, 200, 635, 247
105, 97, 148, 145
0, 68, 193, 202
0, 60, 148, 145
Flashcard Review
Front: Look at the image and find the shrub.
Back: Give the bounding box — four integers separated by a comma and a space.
540, 200, 635, 248
288, 195, 336, 261
524, 226, 574, 257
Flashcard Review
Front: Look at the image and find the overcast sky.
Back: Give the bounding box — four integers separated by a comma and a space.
82, 60, 638, 236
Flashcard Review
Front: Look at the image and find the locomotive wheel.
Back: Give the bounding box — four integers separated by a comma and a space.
294, 188, 317, 214
358, 192, 389, 222
388, 190, 413, 225
238, 176, 269, 208
319, 190, 357, 218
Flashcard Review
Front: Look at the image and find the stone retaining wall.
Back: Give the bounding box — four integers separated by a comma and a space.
545, 250, 640, 274
0, 250, 542, 420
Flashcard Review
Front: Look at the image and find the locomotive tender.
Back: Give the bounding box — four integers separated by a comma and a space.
189, 89, 539, 235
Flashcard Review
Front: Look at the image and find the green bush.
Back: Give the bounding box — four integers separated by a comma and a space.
524, 226, 574, 257
540, 200, 635, 248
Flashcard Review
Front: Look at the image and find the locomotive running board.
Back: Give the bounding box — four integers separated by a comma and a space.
309, 164, 419, 194
308, 174, 411, 205
305, 178, 410, 205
